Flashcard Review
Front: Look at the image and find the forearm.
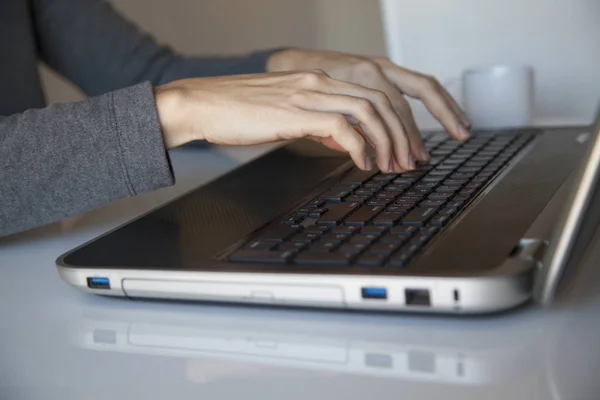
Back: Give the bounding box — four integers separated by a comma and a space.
32, 0, 284, 95
0, 82, 173, 237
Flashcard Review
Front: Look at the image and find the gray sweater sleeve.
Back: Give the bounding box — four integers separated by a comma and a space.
0, 82, 173, 237
0, 0, 282, 237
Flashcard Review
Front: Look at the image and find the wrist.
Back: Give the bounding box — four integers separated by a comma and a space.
154, 84, 194, 149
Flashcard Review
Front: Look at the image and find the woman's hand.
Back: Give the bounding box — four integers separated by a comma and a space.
156, 71, 426, 172
267, 49, 471, 161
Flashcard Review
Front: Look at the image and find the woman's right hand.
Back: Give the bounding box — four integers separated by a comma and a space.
155, 71, 428, 173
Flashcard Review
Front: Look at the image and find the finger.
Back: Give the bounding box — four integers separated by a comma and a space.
439, 85, 471, 129
291, 91, 394, 172
314, 79, 415, 171
366, 74, 430, 162
301, 111, 371, 171
373, 60, 469, 141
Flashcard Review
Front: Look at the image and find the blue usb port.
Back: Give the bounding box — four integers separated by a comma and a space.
361, 287, 387, 300
87, 277, 110, 289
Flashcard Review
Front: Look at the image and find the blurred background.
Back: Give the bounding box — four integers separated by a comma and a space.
40, 0, 600, 129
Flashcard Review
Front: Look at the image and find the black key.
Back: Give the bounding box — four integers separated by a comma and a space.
245, 241, 276, 251
459, 188, 476, 196
451, 172, 475, 179
379, 234, 408, 245
307, 242, 338, 252
443, 158, 466, 165
447, 200, 465, 208
430, 214, 450, 226
345, 205, 384, 226
291, 233, 320, 243
472, 176, 489, 183
415, 183, 438, 191
361, 226, 389, 235
387, 205, 412, 212
294, 252, 353, 265
332, 225, 360, 235
308, 208, 327, 218
356, 253, 388, 266
385, 184, 409, 192
350, 234, 379, 244
443, 179, 468, 187
436, 186, 460, 193
393, 177, 418, 185
321, 233, 349, 244
470, 156, 494, 163
317, 202, 361, 226
368, 198, 393, 206
364, 182, 384, 189
464, 182, 483, 190
375, 192, 397, 199
429, 169, 452, 177
458, 167, 482, 173
437, 163, 458, 171
373, 174, 397, 182
338, 243, 368, 255
282, 216, 303, 225
399, 171, 425, 179
341, 169, 378, 185
439, 207, 457, 217
373, 212, 406, 226
388, 252, 412, 268
344, 195, 371, 203
453, 194, 471, 202
355, 188, 378, 196
421, 176, 445, 184
279, 242, 307, 252
405, 189, 431, 197
420, 200, 445, 208
258, 225, 300, 242
303, 225, 330, 234
396, 196, 421, 204
304, 199, 325, 208
296, 208, 311, 216
390, 225, 417, 236
370, 243, 402, 255
420, 226, 440, 237
427, 192, 452, 200
229, 251, 292, 264
320, 189, 350, 203
426, 157, 444, 166
464, 161, 488, 168
401, 207, 439, 226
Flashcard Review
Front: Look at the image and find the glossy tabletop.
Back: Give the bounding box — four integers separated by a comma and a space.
1, 138, 599, 400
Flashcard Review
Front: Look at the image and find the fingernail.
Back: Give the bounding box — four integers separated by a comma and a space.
462, 116, 472, 129
408, 154, 416, 170
364, 156, 373, 171
458, 124, 471, 140
388, 159, 394, 173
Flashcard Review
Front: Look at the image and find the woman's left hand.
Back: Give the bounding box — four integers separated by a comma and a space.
268, 48, 471, 162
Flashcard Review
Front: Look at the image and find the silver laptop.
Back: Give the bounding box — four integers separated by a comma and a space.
56, 105, 600, 314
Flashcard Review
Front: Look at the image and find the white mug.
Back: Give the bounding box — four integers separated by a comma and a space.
447, 65, 535, 129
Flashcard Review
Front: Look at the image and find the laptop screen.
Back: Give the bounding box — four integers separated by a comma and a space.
535, 105, 600, 304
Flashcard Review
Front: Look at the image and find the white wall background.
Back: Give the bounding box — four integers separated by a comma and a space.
41, 0, 600, 128
381, 0, 600, 128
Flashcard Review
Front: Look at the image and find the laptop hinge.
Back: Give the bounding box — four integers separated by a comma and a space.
510, 238, 549, 269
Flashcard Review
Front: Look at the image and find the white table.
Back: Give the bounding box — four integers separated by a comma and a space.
1, 138, 599, 400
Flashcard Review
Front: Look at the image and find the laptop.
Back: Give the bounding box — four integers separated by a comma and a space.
56, 105, 600, 314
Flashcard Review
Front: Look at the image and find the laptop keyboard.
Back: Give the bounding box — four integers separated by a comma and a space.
228, 131, 535, 267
